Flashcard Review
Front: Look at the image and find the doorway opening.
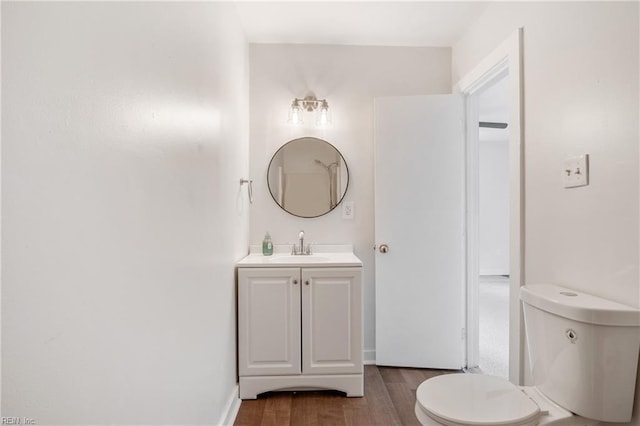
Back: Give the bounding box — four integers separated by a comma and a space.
477, 74, 510, 378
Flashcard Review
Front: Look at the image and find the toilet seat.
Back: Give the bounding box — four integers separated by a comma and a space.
416, 374, 541, 426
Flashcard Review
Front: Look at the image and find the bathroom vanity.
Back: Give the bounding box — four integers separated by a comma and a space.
236, 245, 363, 399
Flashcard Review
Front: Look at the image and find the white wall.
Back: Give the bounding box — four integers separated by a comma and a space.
2, 3, 249, 424
478, 138, 510, 275
453, 2, 639, 423
249, 44, 451, 361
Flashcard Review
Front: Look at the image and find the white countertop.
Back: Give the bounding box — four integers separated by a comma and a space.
237, 244, 362, 268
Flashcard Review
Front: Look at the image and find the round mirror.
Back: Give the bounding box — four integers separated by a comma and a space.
267, 137, 349, 218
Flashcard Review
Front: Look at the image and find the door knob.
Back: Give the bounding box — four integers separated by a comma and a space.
379, 244, 389, 253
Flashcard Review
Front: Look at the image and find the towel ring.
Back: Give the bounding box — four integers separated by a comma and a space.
240, 179, 253, 204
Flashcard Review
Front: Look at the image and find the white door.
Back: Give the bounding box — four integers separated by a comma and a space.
302, 268, 362, 375
374, 95, 465, 369
238, 268, 301, 376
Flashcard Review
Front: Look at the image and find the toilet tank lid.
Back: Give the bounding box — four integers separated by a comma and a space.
521, 284, 640, 326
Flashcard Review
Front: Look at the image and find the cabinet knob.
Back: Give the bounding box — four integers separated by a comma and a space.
305, 280, 310, 286
379, 244, 389, 253
293, 279, 298, 285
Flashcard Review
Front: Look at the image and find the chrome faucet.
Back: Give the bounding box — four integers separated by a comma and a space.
292, 230, 311, 255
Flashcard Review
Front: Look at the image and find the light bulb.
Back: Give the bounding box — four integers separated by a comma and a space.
316, 100, 331, 127
287, 100, 303, 125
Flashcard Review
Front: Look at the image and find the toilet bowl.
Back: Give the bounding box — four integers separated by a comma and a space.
414, 373, 592, 426
414, 284, 640, 426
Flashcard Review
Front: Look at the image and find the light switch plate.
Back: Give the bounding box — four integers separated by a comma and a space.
563, 154, 589, 188
342, 201, 354, 219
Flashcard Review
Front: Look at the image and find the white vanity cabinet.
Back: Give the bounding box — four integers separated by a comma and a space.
238, 268, 302, 377
237, 258, 363, 399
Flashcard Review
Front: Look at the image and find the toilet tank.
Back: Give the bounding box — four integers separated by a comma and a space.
521, 284, 640, 423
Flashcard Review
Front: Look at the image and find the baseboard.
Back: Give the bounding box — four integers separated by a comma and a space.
363, 349, 376, 365
217, 384, 241, 426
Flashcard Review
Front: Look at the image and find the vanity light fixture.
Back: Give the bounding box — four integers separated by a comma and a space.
287, 94, 331, 127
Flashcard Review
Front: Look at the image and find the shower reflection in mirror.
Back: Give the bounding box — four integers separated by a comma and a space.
314, 159, 340, 209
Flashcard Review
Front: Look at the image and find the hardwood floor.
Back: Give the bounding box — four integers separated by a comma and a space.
234, 365, 458, 426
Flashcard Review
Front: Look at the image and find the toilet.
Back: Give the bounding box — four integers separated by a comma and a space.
415, 284, 640, 425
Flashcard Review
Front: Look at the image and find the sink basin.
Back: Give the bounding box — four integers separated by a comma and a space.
269, 255, 331, 263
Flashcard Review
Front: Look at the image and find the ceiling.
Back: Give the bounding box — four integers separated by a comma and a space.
478, 73, 509, 122
235, 2, 489, 47
235, 1, 507, 126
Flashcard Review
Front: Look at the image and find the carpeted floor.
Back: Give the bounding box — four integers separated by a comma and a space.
478, 275, 509, 378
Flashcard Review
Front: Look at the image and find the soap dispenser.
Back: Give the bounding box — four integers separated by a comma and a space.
262, 232, 273, 256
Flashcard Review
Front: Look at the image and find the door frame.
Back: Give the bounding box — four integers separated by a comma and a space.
454, 28, 525, 385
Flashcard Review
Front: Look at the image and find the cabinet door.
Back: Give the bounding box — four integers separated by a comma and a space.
302, 268, 362, 375
238, 268, 301, 376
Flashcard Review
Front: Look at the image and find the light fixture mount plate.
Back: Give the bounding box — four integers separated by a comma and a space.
302, 95, 319, 111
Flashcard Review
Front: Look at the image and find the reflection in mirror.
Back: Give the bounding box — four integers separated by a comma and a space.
267, 137, 349, 218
